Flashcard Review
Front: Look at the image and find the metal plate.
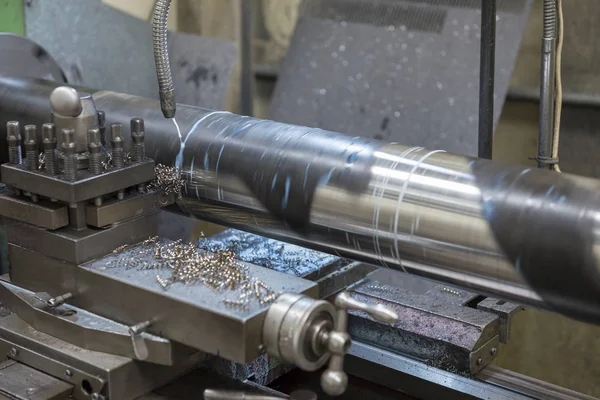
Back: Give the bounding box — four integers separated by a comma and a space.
1, 160, 155, 204
202, 229, 345, 278
0, 33, 66, 83
0, 313, 203, 400
0, 360, 73, 400
9, 241, 317, 364
0, 280, 193, 366
25, 0, 235, 110
269, 0, 532, 156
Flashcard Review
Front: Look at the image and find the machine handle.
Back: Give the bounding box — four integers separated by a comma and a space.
129, 320, 152, 361
320, 292, 398, 396
34, 292, 73, 309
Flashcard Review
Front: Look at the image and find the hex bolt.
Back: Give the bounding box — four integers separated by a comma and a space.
8, 347, 18, 358
97, 110, 106, 147
476, 357, 483, 365
7, 121, 22, 165
88, 128, 103, 175
64, 369, 73, 378
490, 347, 497, 356
24, 125, 38, 171
61, 128, 77, 181
110, 123, 125, 168
42, 123, 58, 175
131, 118, 145, 163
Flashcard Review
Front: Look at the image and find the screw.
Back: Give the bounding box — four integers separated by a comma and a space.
130, 118, 145, 163
61, 128, 77, 181
258, 344, 266, 354
110, 123, 124, 168
92, 393, 105, 400
88, 128, 103, 175
7, 121, 22, 165
42, 123, 58, 175
64, 369, 73, 378
8, 347, 18, 358
490, 347, 497, 356
24, 125, 38, 171
476, 357, 483, 365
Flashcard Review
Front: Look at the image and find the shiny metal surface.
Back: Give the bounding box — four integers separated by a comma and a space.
1, 77, 600, 323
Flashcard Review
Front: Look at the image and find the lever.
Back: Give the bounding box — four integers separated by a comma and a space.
320, 292, 398, 396
128, 320, 152, 361
34, 292, 73, 308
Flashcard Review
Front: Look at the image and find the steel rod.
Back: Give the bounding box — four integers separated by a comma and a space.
240, 0, 255, 117
1, 77, 599, 324
478, 0, 496, 160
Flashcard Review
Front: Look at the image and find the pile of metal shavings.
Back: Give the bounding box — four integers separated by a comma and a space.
106, 237, 280, 310
199, 229, 343, 277
147, 164, 186, 199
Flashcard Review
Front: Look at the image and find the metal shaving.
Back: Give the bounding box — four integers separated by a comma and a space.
38, 152, 45, 171
107, 237, 280, 310
147, 164, 185, 200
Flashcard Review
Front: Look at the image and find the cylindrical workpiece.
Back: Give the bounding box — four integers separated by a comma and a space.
2, 77, 600, 324
24, 125, 38, 171
42, 123, 58, 175
61, 128, 77, 181
110, 123, 124, 168
7, 121, 22, 165
130, 117, 145, 162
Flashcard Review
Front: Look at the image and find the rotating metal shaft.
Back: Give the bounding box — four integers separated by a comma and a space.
1, 77, 599, 324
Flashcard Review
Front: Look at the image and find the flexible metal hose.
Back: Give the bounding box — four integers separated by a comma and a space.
152, 0, 176, 119
537, 0, 557, 169
543, 0, 557, 39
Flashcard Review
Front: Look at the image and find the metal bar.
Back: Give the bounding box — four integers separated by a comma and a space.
478, 0, 496, 160
346, 341, 530, 400
537, 0, 558, 169
240, 0, 255, 116
1, 77, 600, 324
478, 365, 599, 400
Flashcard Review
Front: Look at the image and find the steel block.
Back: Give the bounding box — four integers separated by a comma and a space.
85, 191, 158, 228
0, 193, 68, 230
6, 213, 157, 264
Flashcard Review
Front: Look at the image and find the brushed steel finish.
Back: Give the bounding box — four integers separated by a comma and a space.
1, 77, 600, 323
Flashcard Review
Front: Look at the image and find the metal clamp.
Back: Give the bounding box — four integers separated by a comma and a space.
203, 389, 317, 400
262, 291, 398, 396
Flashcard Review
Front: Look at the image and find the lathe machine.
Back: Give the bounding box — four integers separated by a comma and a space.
0, 8, 599, 400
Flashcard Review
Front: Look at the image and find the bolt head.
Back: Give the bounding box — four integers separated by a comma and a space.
64, 369, 73, 378
476, 357, 483, 365
490, 347, 497, 356
8, 348, 18, 357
